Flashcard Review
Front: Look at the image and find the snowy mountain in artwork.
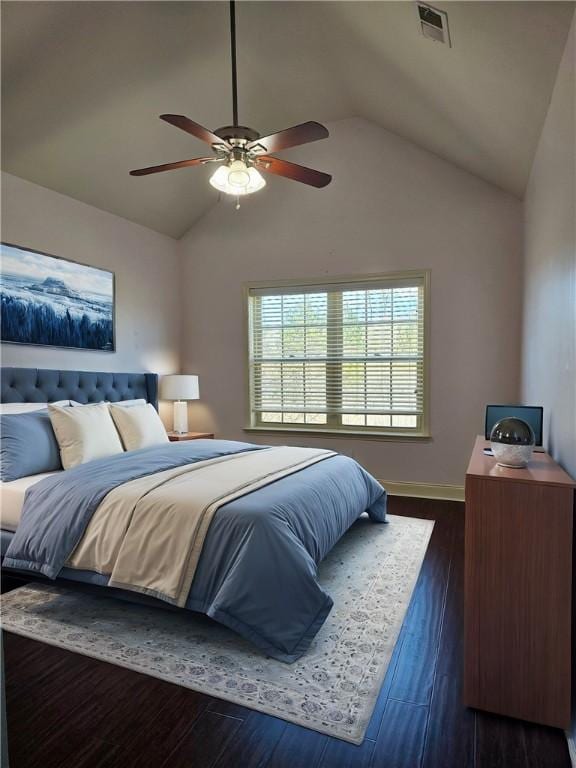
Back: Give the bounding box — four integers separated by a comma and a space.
29, 277, 81, 299
0, 244, 114, 351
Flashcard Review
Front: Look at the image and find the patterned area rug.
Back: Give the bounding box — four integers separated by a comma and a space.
1, 514, 433, 744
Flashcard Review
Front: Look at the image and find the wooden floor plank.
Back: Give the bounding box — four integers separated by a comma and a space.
475, 711, 571, 768
207, 698, 252, 719
317, 737, 376, 768
370, 699, 428, 768
160, 710, 243, 768
475, 712, 530, 768
116, 685, 214, 767
522, 719, 572, 768
212, 711, 287, 768
266, 723, 328, 768
6, 725, 94, 768
3, 631, 94, 699
424, 673, 476, 768
58, 737, 125, 768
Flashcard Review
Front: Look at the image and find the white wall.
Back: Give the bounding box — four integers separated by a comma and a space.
521, 15, 575, 479
179, 117, 523, 486
521, 15, 576, 752
1, 172, 181, 423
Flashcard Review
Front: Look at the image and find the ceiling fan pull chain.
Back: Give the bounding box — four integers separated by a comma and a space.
230, 0, 239, 127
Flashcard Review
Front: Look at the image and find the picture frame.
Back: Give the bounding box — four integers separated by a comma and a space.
0, 242, 115, 352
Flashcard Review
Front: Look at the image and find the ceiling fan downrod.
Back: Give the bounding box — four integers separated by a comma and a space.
230, 0, 239, 128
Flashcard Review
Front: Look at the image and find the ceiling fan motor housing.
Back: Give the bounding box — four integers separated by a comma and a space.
214, 125, 260, 143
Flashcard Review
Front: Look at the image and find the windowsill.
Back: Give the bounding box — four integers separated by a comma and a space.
243, 426, 432, 442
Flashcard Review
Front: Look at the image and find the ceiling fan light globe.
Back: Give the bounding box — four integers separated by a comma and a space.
247, 167, 266, 193
209, 161, 266, 197
228, 160, 251, 188
209, 165, 231, 192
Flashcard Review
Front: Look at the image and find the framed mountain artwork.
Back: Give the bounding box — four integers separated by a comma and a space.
0, 242, 115, 351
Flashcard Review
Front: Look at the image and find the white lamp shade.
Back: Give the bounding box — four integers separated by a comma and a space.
160, 375, 200, 401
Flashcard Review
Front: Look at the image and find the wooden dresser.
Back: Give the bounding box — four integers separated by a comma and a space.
464, 436, 575, 729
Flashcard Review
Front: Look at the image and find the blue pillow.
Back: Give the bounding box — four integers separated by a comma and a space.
0, 410, 62, 482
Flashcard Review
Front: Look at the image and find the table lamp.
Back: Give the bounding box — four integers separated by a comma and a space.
160, 374, 200, 434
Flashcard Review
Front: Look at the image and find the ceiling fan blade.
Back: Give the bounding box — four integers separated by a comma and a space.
249, 121, 329, 154
257, 156, 332, 188
130, 157, 214, 176
159, 115, 225, 147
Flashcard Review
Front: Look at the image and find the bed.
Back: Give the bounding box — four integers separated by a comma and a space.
1, 367, 387, 662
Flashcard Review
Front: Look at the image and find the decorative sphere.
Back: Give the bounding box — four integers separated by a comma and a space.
490, 417, 535, 468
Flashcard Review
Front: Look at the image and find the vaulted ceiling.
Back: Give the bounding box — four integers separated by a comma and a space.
2, 1, 573, 238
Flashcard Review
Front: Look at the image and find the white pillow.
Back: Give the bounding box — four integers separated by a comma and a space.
48, 403, 124, 469
109, 403, 169, 452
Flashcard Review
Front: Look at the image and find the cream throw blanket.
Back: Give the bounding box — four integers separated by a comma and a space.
68, 446, 335, 606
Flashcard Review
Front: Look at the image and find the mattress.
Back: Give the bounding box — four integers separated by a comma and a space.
0, 472, 61, 532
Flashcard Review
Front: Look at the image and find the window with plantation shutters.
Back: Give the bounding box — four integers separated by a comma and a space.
245, 272, 429, 437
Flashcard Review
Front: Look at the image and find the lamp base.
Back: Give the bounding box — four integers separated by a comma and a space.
173, 400, 189, 434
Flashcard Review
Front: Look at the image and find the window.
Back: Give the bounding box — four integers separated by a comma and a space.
245, 271, 429, 438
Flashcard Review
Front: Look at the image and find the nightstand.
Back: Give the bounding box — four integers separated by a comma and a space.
167, 431, 214, 442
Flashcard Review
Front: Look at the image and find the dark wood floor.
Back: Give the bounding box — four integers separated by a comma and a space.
2, 497, 571, 768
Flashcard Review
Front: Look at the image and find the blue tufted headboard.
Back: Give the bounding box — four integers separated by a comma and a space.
1, 368, 158, 410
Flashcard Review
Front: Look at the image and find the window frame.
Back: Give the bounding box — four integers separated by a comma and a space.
243, 270, 431, 441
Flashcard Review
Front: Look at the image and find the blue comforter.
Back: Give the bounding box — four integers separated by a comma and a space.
3, 440, 386, 662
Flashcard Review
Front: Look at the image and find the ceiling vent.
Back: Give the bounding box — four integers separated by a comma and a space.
416, 3, 451, 47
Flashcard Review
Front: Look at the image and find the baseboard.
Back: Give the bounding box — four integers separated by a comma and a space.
379, 480, 465, 503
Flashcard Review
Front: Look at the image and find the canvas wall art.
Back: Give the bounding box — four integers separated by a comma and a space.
0, 243, 115, 351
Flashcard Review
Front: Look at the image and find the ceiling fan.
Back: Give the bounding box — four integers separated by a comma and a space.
130, 1, 332, 207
